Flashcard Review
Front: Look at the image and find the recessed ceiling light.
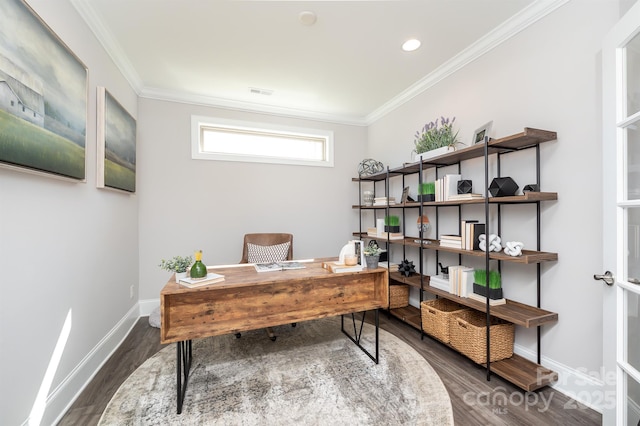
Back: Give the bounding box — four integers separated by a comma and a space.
299, 11, 317, 26
402, 39, 421, 52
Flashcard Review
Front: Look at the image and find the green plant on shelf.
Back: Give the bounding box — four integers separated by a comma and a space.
473, 269, 502, 289
413, 116, 462, 154
384, 215, 400, 226
363, 245, 382, 257
418, 182, 435, 195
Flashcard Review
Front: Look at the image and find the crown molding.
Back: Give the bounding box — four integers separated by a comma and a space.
365, 0, 571, 125
70, 0, 143, 92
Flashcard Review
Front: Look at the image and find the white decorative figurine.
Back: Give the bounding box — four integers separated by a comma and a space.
479, 234, 502, 252
504, 241, 525, 257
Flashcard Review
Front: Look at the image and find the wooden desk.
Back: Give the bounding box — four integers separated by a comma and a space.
160, 260, 389, 413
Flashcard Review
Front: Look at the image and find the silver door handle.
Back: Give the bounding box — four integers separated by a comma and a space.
593, 271, 615, 286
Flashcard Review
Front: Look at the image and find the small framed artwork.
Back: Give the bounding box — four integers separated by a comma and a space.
473, 121, 493, 145
400, 186, 410, 203
97, 87, 137, 192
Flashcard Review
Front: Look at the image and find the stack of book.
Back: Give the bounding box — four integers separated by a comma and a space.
439, 234, 462, 248
378, 232, 404, 240
178, 272, 225, 288
373, 197, 396, 206
434, 174, 461, 202
448, 193, 483, 200
460, 220, 486, 250
428, 275, 450, 292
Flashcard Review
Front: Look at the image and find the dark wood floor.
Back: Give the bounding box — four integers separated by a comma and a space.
58, 313, 601, 425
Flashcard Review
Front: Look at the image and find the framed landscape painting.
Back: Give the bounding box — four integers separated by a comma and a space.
97, 87, 136, 193
0, 0, 88, 180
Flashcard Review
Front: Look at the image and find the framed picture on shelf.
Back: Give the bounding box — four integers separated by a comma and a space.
400, 186, 410, 203
0, 0, 88, 180
473, 121, 493, 145
97, 87, 137, 193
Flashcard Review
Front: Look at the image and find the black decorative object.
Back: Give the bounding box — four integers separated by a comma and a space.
457, 179, 473, 194
397, 260, 416, 277
488, 177, 519, 197
438, 262, 449, 279
523, 184, 540, 192
418, 194, 435, 202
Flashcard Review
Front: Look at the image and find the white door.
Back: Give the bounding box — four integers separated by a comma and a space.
602, 2, 640, 425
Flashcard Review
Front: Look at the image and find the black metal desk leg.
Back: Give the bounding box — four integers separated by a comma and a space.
176, 340, 193, 414
341, 309, 380, 364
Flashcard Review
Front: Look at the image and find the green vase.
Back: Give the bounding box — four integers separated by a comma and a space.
190, 250, 207, 279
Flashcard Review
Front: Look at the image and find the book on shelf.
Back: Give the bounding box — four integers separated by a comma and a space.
435, 174, 462, 201
448, 193, 483, 200
428, 275, 450, 292
322, 261, 365, 273
254, 261, 306, 273
447, 265, 474, 296
178, 272, 225, 288
439, 234, 462, 249
378, 232, 405, 240
466, 223, 486, 250
467, 292, 507, 306
460, 220, 478, 250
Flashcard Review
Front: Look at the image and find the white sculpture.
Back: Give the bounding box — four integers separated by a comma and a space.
479, 234, 502, 252
504, 241, 525, 257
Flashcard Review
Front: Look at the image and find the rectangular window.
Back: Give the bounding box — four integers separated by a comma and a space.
191, 116, 334, 167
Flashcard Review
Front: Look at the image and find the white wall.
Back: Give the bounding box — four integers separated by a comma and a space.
366, 0, 618, 399
137, 98, 367, 302
0, 1, 138, 425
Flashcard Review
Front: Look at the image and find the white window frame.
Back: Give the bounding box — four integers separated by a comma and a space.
191, 115, 334, 167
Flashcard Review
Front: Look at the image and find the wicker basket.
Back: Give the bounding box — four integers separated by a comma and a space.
449, 310, 514, 364
389, 284, 409, 309
420, 299, 469, 344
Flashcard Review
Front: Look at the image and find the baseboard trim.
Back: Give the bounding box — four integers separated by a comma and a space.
41, 303, 140, 426
139, 298, 159, 317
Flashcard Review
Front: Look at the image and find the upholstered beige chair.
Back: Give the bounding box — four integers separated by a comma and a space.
239, 233, 295, 341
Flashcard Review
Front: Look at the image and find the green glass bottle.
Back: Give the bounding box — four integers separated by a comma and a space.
190, 250, 207, 279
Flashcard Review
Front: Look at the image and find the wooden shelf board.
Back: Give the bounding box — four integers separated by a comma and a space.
422, 283, 558, 328
389, 305, 421, 330
389, 272, 426, 289
352, 192, 557, 210
487, 354, 558, 391
356, 235, 557, 265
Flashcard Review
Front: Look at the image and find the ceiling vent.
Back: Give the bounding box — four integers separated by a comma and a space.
249, 87, 274, 96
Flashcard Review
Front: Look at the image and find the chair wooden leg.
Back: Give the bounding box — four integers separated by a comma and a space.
266, 327, 276, 341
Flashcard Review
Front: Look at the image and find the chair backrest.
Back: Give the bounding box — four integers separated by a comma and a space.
240, 233, 294, 263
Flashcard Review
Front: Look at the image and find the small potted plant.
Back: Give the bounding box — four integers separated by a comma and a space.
418, 182, 436, 202
363, 245, 382, 269
159, 255, 193, 281
473, 269, 503, 300
384, 215, 401, 233
413, 116, 463, 162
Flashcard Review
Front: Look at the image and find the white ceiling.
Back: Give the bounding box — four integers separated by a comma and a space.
71, 0, 562, 125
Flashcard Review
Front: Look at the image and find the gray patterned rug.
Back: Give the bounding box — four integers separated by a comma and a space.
99, 316, 453, 425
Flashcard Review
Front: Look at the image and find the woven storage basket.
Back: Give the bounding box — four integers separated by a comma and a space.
449, 310, 514, 364
420, 299, 469, 344
389, 284, 409, 309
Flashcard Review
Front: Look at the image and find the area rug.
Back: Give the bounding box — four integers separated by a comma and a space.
99, 316, 453, 425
